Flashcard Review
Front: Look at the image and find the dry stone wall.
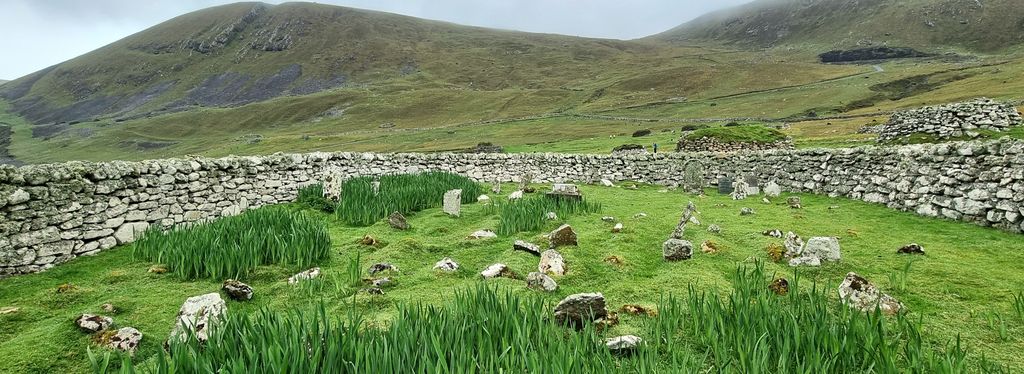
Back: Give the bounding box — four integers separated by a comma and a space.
3, 139, 1024, 276
878, 98, 1022, 142
676, 137, 794, 153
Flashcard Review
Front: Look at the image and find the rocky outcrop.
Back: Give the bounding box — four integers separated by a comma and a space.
878, 98, 1022, 142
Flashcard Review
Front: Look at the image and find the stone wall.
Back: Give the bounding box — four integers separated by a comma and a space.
878, 98, 1022, 142
3, 139, 1024, 276
676, 137, 794, 153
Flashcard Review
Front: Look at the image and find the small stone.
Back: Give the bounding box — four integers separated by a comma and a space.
526, 272, 558, 292
740, 207, 755, 216
222, 279, 254, 301
169, 293, 226, 343
508, 190, 524, 200
468, 229, 498, 240
700, 240, 720, 254
539, 249, 566, 276
601, 216, 616, 222
554, 293, 608, 328
707, 224, 721, 234
8, 189, 30, 205
766, 243, 786, 262
433, 257, 459, 272
513, 240, 542, 256
546, 211, 558, 220
548, 224, 577, 248
611, 223, 624, 233
362, 287, 385, 295
368, 263, 399, 275
606, 335, 643, 355
477, 195, 491, 204
56, 283, 77, 293
101, 304, 117, 313
762, 198, 771, 204
601, 179, 614, 187
480, 263, 515, 279
75, 314, 114, 333
632, 213, 648, 219
662, 239, 693, 261
148, 265, 168, 274
358, 235, 378, 246
104, 327, 143, 354
783, 232, 803, 256
370, 277, 392, 288
769, 278, 790, 296
1, 306, 21, 315
689, 216, 701, 226
288, 267, 321, 284
763, 229, 783, 238
838, 272, 903, 315
788, 196, 803, 209
619, 304, 655, 316
897, 243, 925, 255
388, 211, 410, 230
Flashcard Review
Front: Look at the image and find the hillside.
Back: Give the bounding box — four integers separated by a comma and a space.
651, 0, 1024, 53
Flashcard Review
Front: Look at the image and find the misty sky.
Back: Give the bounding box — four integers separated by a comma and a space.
0, 0, 750, 80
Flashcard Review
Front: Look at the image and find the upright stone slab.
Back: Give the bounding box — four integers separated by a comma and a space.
443, 189, 462, 217
547, 183, 582, 200
718, 177, 734, 194
744, 175, 760, 195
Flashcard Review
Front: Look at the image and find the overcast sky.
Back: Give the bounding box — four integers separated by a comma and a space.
0, 0, 750, 80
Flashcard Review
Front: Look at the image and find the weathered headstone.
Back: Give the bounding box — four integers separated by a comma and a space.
548, 225, 578, 248
539, 249, 566, 276
682, 160, 706, 194
744, 175, 760, 195
764, 181, 782, 197
731, 180, 749, 200
663, 239, 693, 261
718, 177, 734, 194
388, 211, 410, 230
481, 263, 514, 279
443, 189, 462, 217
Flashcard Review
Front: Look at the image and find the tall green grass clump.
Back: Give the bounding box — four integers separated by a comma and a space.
491, 195, 601, 235
296, 183, 335, 213
133, 207, 331, 280
335, 172, 482, 226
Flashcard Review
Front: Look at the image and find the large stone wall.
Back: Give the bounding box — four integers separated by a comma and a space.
878, 98, 1022, 142
3, 139, 1024, 276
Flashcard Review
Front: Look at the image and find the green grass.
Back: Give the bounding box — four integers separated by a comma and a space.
2, 185, 1024, 372
335, 172, 483, 226
133, 207, 331, 280
683, 124, 788, 143
296, 183, 335, 213
489, 195, 602, 235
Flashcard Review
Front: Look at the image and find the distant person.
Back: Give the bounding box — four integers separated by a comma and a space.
653, 143, 659, 154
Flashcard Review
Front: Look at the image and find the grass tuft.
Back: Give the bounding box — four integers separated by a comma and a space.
335, 172, 482, 226
488, 195, 601, 235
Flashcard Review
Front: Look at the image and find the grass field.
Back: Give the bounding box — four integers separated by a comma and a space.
1, 183, 1023, 372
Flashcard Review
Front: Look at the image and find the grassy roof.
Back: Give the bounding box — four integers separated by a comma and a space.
682, 125, 787, 143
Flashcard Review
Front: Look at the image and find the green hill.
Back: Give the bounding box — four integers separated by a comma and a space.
651, 0, 1024, 53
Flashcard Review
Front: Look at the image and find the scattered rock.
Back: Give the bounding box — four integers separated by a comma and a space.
480, 263, 515, 279
509, 190, 524, 200
601, 216, 616, 222
548, 224, 578, 248
513, 240, 542, 256
101, 303, 117, 314
700, 240, 720, 254
707, 224, 721, 234
477, 195, 491, 204
169, 293, 227, 343
554, 293, 608, 328
288, 267, 321, 284
102, 327, 143, 354
358, 234, 378, 246
898, 243, 925, 255
606, 335, 643, 355
632, 213, 648, 219
689, 216, 701, 226
838, 272, 903, 315
611, 223, 623, 233
764, 181, 781, 197
619, 304, 656, 316
539, 249, 566, 276
548, 184, 582, 200
601, 179, 614, 187
368, 263, 399, 275
443, 189, 462, 217
763, 229, 783, 238
433, 257, 459, 272
787, 196, 802, 209
769, 278, 790, 296
75, 314, 113, 333
222, 279, 254, 301
662, 239, 693, 261
740, 207, 755, 216
783, 232, 803, 256
362, 287, 385, 295
762, 198, 771, 204
468, 229, 498, 240
526, 272, 558, 292
148, 265, 168, 274
388, 211, 410, 230
546, 211, 558, 220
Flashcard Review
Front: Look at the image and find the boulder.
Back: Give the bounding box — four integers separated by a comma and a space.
838, 272, 904, 315
368, 263, 400, 275
606, 335, 643, 355
707, 224, 721, 234
898, 243, 925, 255
802, 237, 842, 261
222, 279, 254, 301
526, 272, 558, 292
539, 249, 566, 276
480, 263, 515, 279
548, 224, 578, 248
788, 196, 802, 209
388, 211, 410, 230
75, 314, 113, 333
740, 207, 755, 216
513, 240, 542, 256
554, 293, 608, 328
468, 229, 498, 240
288, 267, 321, 284
433, 257, 459, 272
104, 327, 143, 354
443, 189, 462, 217
662, 239, 693, 261
169, 293, 227, 343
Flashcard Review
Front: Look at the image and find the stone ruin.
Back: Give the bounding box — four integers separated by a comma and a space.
877, 98, 1022, 142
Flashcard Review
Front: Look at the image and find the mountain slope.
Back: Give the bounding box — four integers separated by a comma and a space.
651, 0, 1024, 52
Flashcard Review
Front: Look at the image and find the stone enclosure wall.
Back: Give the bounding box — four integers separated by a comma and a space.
3, 139, 1024, 276
675, 137, 794, 153
878, 98, 1022, 142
